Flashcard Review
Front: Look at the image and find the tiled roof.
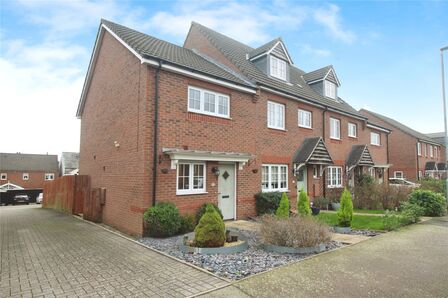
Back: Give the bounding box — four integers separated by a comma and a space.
248, 38, 281, 59
361, 109, 443, 145
292, 137, 333, 165
426, 132, 446, 145
189, 22, 365, 118
101, 20, 253, 88
346, 145, 374, 168
0, 153, 58, 172
302, 66, 332, 83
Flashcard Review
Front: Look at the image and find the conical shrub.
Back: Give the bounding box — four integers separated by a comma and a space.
194, 204, 226, 247
337, 188, 353, 227
297, 189, 311, 216
275, 192, 290, 218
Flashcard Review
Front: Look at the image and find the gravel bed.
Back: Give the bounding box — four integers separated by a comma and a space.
346, 229, 382, 236
138, 228, 343, 280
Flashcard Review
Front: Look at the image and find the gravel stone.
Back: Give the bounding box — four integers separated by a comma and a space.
138, 228, 343, 280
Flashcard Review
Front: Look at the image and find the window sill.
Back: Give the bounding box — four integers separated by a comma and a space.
188, 110, 231, 120
327, 186, 343, 189
267, 126, 286, 132
370, 144, 381, 147
348, 135, 357, 139
176, 191, 208, 196
262, 189, 290, 193
298, 125, 313, 130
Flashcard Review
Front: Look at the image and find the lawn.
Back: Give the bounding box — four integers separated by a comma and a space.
317, 213, 385, 231
353, 209, 386, 215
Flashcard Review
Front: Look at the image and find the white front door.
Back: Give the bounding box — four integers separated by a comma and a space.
218, 164, 236, 220
296, 166, 307, 194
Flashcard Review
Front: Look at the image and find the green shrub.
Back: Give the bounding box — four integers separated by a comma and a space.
143, 202, 182, 237
194, 204, 226, 247
337, 188, 353, 227
313, 197, 329, 210
400, 202, 424, 224
297, 189, 311, 216
275, 193, 290, 218
383, 211, 403, 231
408, 189, 446, 216
179, 214, 196, 234
419, 178, 446, 194
196, 203, 223, 221
255, 192, 282, 215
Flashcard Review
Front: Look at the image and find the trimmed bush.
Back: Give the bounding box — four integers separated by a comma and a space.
275, 193, 290, 218
255, 191, 282, 215
337, 188, 353, 227
179, 214, 196, 234
400, 202, 424, 224
194, 204, 226, 247
408, 189, 446, 216
143, 202, 182, 237
196, 203, 223, 221
297, 189, 311, 216
260, 215, 331, 248
382, 211, 403, 231
353, 183, 411, 210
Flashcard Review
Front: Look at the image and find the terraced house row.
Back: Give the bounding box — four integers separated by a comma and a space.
77, 20, 445, 235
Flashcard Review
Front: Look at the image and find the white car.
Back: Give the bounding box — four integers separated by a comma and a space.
388, 178, 420, 188
36, 193, 43, 204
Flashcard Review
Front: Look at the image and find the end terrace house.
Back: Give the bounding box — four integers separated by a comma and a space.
77, 20, 390, 235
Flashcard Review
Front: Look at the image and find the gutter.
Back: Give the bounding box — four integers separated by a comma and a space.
322, 107, 328, 198
416, 142, 419, 181
152, 61, 162, 207
386, 133, 390, 181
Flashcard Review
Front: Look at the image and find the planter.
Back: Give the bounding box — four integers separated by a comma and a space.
263, 243, 326, 254
311, 207, 320, 216
179, 231, 248, 255
334, 226, 352, 234
331, 203, 341, 210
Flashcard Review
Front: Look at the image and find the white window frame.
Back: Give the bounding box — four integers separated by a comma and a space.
298, 109, 312, 128
176, 162, 206, 195
370, 132, 381, 146
188, 86, 230, 118
23, 173, 29, 181
348, 122, 357, 138
44, 173, 54, 181
261, 164, 288, 192
324, 80, 336, 99
312, 165, 318, 178
429, 145, 433, 158
267, 101, 285, 130
394, 171, 404, 179
330, 118, 341, 140
327, 166, 342, 188
424, 144, 427, 157
417, 142, 421, 156
0, 173, 6, 180
270, 56, 287, 81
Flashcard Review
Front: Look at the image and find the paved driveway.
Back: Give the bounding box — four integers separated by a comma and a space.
0, 205, 227, 297
203, 216, 448, 297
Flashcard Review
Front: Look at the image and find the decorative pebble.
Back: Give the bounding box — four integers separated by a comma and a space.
138, 228, 344, 280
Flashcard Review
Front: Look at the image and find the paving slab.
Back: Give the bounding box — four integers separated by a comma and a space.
0, 205, 227, 297
202, 216, 448, 298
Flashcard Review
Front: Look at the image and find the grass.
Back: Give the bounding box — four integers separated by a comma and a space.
316, 213, 385, 231
353, 209, 386, 214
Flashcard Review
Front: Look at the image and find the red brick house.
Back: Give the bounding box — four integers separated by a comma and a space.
77, 20, 390, 235
0, 153, 58, 190
360, 109, 446, 181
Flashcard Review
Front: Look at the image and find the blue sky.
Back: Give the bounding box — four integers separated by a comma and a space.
1, 0, 447, 155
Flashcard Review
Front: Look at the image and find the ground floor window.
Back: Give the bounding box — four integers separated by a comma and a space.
394, 171, 403, 179
176, 162, 206, 195
327, 166, 342, 188
262, 164, 288, 192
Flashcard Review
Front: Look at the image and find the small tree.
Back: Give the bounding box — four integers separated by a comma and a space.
275, 192, 290, 218
337, 188, 353, 227
194, 204, 226, 247
297, 189, 311, 216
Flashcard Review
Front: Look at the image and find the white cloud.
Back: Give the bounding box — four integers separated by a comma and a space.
313, 4, 356, 44
301, 44, 331, 57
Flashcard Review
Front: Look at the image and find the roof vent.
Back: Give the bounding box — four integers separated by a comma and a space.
245, 53, 249, 60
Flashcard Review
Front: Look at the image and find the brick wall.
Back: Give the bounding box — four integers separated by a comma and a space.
0, 170, 56, 189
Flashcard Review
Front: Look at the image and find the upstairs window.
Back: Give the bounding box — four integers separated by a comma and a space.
324, 81, 336, 99
417, 142, 421, 156
267, 101, 285, 130
430, 145, 433, 158
270, 56, 287, 81
348, 123, 357, 138
394, 171, 403, 179
45, 173, 54, 181
298, 109, 312, 128
371, 132, 381, 146
0, 173, 6, 180
23, 173, 29, 181
330, 118, 340, 140
188, 86, 230, 118
424, 144, 427, 157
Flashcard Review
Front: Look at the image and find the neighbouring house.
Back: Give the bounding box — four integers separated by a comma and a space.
77, 19, 390, 235
0, 153, 59, 190
426, 132, 447, 147
360, 110, 446, 181
59, 152, 80, 176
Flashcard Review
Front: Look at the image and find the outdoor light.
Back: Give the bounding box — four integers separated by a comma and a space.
212, 167, 220, 176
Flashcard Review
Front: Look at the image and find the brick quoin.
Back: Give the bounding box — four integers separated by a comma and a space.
79, 28, 390, 236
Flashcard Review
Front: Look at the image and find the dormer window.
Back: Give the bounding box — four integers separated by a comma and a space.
270, 56, 287, 81
324, 80, 336, 99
